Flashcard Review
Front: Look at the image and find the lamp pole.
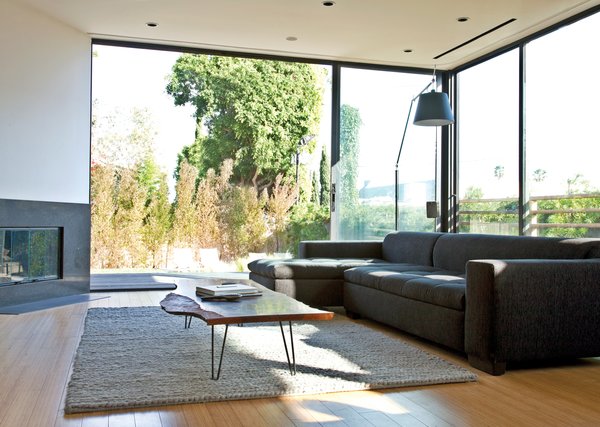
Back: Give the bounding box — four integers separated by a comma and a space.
395, 79, 435, 230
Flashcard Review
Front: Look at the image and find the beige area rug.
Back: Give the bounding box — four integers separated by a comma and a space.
65, 307, 476, 414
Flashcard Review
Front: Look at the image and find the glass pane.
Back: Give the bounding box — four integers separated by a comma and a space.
457, 49, 519, 235
525, 11, 600, 237
333, 67, 437, 240
1, 230, 10, 284
30, 229, 60, 279
10, 230, 29, 282
0, 228, 61, 285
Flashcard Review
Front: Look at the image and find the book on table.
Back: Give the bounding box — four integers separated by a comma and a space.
195, 282, 261, 296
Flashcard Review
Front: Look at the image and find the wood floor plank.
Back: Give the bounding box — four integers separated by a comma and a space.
158, 405, 190, 427
275, 398, 321, 424
228, 399, 270, 427
133, 410, 162, 427
54, 413, 83, 427
182, 403, 217, 426
106, 412, 135, 427
251, 399, 295, 427
79, 415, 109, 427
358, 411, 401, 427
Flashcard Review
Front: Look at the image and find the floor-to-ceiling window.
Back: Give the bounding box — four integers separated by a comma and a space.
456, 49, 520, 235
524, 11, 600, 237
91, 43, 332, 273
454, 8, 600, 237
332, 67, 438, 240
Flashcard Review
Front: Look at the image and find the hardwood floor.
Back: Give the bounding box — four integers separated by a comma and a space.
1, 282, 599, 427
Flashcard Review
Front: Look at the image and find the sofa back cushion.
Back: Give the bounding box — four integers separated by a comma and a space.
433, 233, 600, 273
382, 232, 444, 265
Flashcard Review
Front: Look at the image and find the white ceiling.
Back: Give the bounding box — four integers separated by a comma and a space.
16, 0, 600, 69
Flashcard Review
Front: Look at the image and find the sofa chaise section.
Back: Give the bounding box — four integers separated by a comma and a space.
248, 240, 384, 306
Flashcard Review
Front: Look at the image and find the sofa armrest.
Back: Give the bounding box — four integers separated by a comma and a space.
465, 259, 600, 373
298, 240, 383, 259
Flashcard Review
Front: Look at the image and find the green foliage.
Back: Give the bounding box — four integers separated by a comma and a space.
136, 155, 163, 202
92, 106, 155, 168
459, 196, 518, 235
536, 196, 600, 238
112, 168, 148, 267
339, 204, 394, 240
285, 203, 330, 256
220, 185, 267, 260
90, 164, 116, 268
319, 146, 331, 207
143, 174, 172, 268
194, 168, 221, 249
311, 173, 319, 204
172, 161, 199, 246
339, 104, 361, 207
463, 186, 484, 200
266, 174, 297, 253
167, 55, 323, 191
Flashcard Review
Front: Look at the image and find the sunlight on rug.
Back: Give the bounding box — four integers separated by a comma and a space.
65, 306, 476, 413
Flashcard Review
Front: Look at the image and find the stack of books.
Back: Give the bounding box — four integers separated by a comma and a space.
195, 282, 262, 299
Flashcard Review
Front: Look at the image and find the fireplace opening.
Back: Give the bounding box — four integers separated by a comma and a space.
1, 228, 62, 285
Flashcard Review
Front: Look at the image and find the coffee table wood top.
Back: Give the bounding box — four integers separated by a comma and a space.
160, 278, 333, 325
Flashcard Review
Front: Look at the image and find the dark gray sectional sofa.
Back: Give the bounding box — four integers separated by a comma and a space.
248, 231, 600, 375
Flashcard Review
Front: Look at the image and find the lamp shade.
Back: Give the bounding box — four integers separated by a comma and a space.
413, 91, 454, 126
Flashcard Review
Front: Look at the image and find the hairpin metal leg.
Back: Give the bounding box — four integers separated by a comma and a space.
211, 324, 229, 380
279, 321, 296, 375
184, 315, 192, 329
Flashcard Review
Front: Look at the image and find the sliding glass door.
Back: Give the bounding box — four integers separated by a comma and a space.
456, 49, 519, 235
332, 67, 438, 240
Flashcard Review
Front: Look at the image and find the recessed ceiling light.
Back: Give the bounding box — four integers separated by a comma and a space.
457, 17, 470, 22
322, 1, 335, 6
286, 36, 298, 41
403, 49, 413, 53
146, 22, 158, 27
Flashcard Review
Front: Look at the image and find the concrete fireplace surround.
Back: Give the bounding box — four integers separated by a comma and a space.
0, 199, 90, 308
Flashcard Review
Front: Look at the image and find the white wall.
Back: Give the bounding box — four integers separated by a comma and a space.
0, 1, 91, 204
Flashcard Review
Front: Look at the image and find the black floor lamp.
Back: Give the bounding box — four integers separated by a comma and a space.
394, 76, 454, 230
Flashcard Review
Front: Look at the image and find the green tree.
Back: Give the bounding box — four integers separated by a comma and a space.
143, 174, 172, 268
112, 168, 147, 267
464, 186, 484, 200
136, 155, 163, 200
311, 172, 320, 204
220, 185, 267, 260
90, 164, 116, 269
286, 203, 330, 255
267, 174, 297, 252
319, 146, 331, 207
339, 104, 361, 207
194, 168, 221, 248
167, 55, 322, 191
172, 161, 199, 246
494, 165, 505, 180
92, 106, 155, 168
533, 169, 547, 182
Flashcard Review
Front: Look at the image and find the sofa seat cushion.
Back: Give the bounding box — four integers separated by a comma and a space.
248, 258, 385, 280
345, 265, 466, 310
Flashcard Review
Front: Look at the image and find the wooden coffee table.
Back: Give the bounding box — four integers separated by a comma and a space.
160, 278, 333, 380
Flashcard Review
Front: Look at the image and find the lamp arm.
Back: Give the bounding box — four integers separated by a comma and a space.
395, 78, 435, 167
394, 78, 435, 230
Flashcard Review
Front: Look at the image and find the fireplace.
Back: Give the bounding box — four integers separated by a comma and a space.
1, 227, 62, 285
0, 199, 90, 307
